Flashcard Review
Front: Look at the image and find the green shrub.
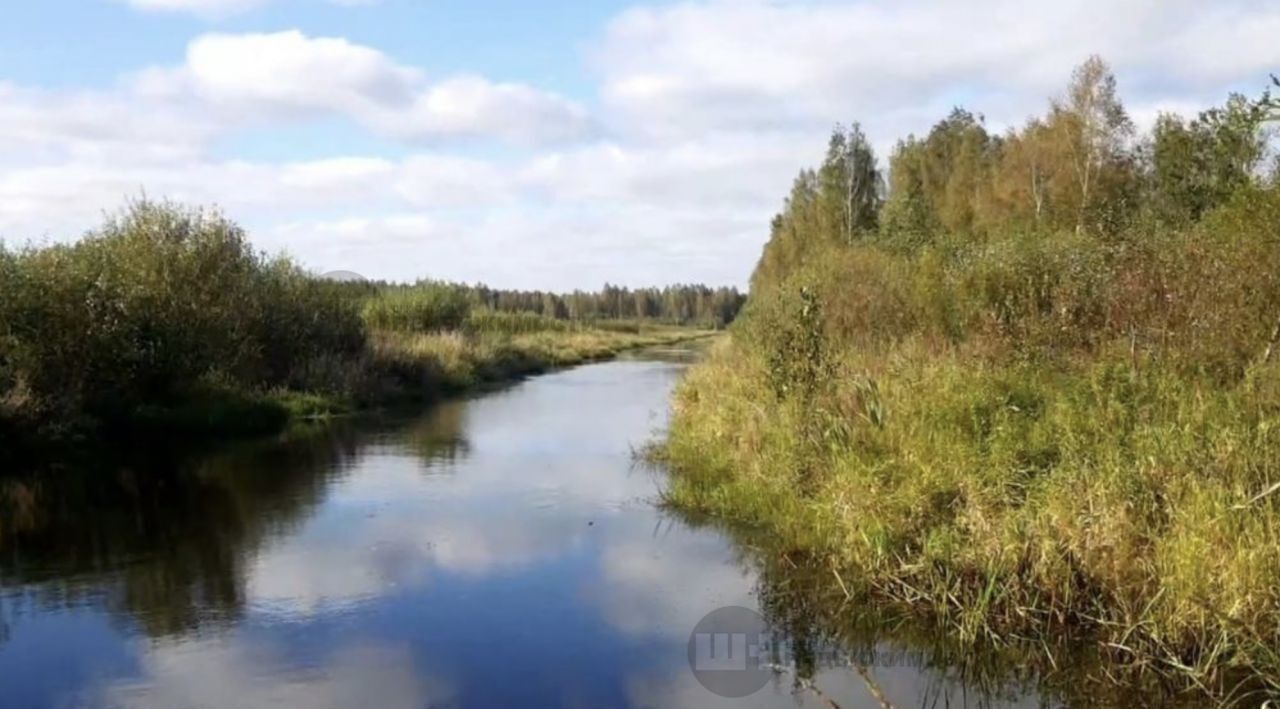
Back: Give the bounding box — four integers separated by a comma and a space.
0, 201, 367, 437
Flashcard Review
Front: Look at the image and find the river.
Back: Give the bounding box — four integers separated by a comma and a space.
0, 349, 1077, 708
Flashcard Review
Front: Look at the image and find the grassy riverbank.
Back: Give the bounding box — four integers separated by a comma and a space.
658, 61, 1280, 701
129, 325, 711, 438
0, 201, 719, 446
360, 326, 713, 404
663, 323, 1280, 698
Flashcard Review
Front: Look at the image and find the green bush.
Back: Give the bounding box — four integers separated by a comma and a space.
0, 201, 367, 436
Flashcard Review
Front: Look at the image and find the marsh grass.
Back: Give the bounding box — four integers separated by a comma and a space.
365, 327, 711, 400
659, 191, 1280, 701
667, 505, 1269, 708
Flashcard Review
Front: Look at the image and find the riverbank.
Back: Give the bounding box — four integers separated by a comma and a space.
654, 66, 1280, 702
0, 201, 731, 451
11, 348, 1015, 709
46, 326, 716, 445
659, 334, 1280, 702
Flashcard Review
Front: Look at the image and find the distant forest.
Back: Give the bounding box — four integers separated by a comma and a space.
337, 280, 747, 330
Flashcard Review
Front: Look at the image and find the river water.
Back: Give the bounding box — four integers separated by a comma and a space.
0, 350, 1070, 708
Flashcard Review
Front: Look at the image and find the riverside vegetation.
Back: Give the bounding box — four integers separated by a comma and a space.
0, 202, 741, 446
658, 57, 1280, 702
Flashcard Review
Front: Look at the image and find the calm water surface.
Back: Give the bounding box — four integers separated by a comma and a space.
0, 352, 1057, 708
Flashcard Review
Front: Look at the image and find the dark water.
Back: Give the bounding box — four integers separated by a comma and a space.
1, 352, 1085, 708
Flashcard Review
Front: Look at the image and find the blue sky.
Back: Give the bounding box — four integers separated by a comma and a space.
0, 1, 640, 94
1, 0, 1277, 288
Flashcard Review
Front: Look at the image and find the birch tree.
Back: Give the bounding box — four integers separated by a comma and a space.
1053, 56, 1133, 233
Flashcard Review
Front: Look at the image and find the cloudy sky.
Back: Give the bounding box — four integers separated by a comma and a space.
2, 0, 1277, 288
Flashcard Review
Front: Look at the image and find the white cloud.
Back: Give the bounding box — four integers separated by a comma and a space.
182, 31, 421, 114
0, 131, 793, 287
136, 31, 592, 145
0, 157, 406, 241
93, 638, 454, 709
595, 0, 1280, 143
265, 205, 764, 288
0, 29, 589, 176
0, 82, 217, 163
6, 1, 1280, 288
519, 133, 816, 211
396, 76, 594, 144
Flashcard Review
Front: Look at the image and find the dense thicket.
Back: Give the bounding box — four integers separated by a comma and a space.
0, 203, 365, 437
664, 58, 1280, 698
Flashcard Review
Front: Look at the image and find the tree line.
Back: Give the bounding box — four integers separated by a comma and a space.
755, 56, 1277, 288
338, 280, 745, 330
461, 283, 745, 328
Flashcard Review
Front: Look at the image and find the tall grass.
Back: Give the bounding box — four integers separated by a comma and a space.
660, 188, 1280, 699
365, 326, 712, 399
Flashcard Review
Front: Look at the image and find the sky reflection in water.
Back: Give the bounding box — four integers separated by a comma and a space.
0, 358, 1047, 708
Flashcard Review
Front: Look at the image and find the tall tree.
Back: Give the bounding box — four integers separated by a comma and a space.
819, 123, 883, 244
990, 118, 1066, 229
1053, 56, 1134, 233
883, 108, 995, 238
1150, 93, 1270, 224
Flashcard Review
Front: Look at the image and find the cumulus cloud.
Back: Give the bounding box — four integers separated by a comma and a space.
6, 1, 1280, 288
137, 31, 593, 145
0, 29, 590, 180
265, 205, 764, 288
178, 31, 422, 114
596, 0, 1280, 142
0, 132, 794, 287
396, 75, 595, 144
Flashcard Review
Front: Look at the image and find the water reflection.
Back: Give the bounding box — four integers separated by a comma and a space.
0, 352, 1202, 708
665, 513, 1239, 708
399, 400, 471, 468
1, 425, 363, 639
